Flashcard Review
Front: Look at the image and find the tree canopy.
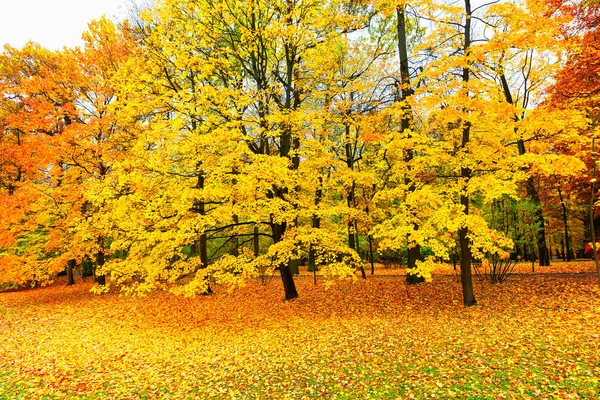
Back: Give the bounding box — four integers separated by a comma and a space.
1, 0, 598, 304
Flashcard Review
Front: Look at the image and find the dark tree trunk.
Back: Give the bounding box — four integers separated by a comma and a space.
346, 126, 358, 253
458, 0, 476, 307
459, 186, 476, 306
193, 171, 212, 294
308, 179, 322, 276
253, 225, 260, 257
308, 243, 317, 282
556, 185, 573, 261
354, 220, 367, 280
368, 234, 375, 275
272, 221, 298, 300
406, 246, 424, 284
498, 29, 550, 267
66, 259, 75, 286
522, 174, 550, 266
348, 221, 355, 250
95, 250, 106, 286
279, 263, 297, 300
397, 5, 423, 284
230, 214, 240, 257
590, 137, 600, 284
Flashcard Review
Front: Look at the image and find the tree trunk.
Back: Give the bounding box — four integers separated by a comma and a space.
308, 243, 317, 283
556, 185, 573, 261
346, 125, 358, 253
522, 174, 550, 266
348, 221, 355, 250
368, 234, 375, 275
230, 214, 240, 257
193, 171, 212, 294
459, 0, 476, 306
308, 244, 317, 273
272, 221, 298, 300
459, 183, 476, 306
353, 220, 367, 279
396, 5, 423, 285
279, 262, 297, 300
406, 245, 424, 285
95, 249, 106, 286
66, 259, 75, 286
253, 225, 260, 257
308, 179, 322, 276
590, 137, 600, 284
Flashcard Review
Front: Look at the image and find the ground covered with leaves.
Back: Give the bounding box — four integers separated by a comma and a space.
1, 262, 599, 399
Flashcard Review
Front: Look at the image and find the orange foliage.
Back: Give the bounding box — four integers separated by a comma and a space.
547, 0, 600, 104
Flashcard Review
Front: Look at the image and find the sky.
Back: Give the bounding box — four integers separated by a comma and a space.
0, 0, 129, 50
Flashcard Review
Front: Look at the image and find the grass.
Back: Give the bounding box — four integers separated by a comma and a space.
0, 261, 599, 399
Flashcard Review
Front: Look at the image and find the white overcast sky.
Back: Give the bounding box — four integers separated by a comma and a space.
0, 0, 129, 50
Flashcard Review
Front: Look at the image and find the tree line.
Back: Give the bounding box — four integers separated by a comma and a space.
1, 0, 599, 305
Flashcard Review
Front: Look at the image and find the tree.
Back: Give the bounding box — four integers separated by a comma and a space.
0, 19, 138, 289
547, 0, 600, 281
88, 0, 371, 298
0, 44, 80, 286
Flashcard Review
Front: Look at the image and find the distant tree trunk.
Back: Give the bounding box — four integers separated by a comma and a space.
193, 170, 212, 294
368, 234, 375, 275
230, 214, 240, 257
348, 220, 355, 250
556, 184, 573, 261
354, 220, 367, 280
344, 125, 367, 280
346, 125, 357, 253
590, 137, 600, 284
308, 244, 317, 273
230, 171, 240, 257
309, 239, 317, 284
66, 259, 75, 286
308, 178, 322, 277
522, 173, 550, 266
95, 162, 108, 286
253, 225, 260, 257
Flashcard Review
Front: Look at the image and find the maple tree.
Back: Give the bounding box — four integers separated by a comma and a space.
397, 0, 580, 303
0, 18, 136, 289
372, 0, 524, 305
85, 0, 390, 298
547, 0, 600, 282
0, 44, 80, 285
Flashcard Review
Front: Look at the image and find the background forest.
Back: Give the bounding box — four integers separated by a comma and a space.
1, 0, 599, 306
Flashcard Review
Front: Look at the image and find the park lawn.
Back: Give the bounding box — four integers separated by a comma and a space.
0, 262, 599, 399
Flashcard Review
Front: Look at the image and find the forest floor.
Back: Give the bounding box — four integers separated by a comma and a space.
0, 261, 599, 399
